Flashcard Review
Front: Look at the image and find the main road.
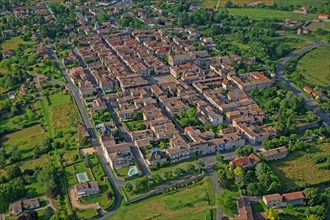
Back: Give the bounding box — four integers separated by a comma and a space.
275, 42, 330, 128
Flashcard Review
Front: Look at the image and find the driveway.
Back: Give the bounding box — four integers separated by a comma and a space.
68, 187, 100, 210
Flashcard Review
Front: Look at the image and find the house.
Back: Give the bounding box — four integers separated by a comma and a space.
230, 153, 260, 169
145, 150, 167, 166
7, 91, 16, 99
103, 142, 133, 169
235, 197, 254, 220
263, 191, 305, 208
319, 14, 329, 21
263, 193, 283, 208
9, 201, 23, 216
22, 198, 40, 209
259, 146, 288, 161
283, 192, 305, 206
75, 181, 100, 198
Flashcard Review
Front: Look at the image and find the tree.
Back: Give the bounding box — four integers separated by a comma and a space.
303, 188, 321, 206
266, 208, 279, 220
216, 153, 224, 163
187, 163, 195, 173
44, 207, 54, 219
164, 171, 173, 180
151, 174, 162, 185
305, 130, 313, 137
174, 167, 184, 176
124, 183, 133, 194
235, 145, 253, 156
197, 159, 205, 172
217, 169, 229, 188
26, 210, 38, 220
6, 165, 22, 179
84, 155, 93, 168
135, 176, 149, 192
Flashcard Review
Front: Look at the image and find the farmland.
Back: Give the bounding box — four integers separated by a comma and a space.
268, 143, 330, 190
111, 176, 216, 220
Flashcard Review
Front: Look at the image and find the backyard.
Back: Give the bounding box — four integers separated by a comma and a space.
268, 143, 330, 190
111, 176, 216, 220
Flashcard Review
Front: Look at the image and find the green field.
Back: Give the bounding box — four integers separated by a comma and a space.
275, 0, 328, 7
111, 176, 216, 220
269, 143, 330, 190
203, 0, 326, 8
293, 46, 330, 87
204, 0, 273, 8
1, 124, 46, 158
221, 8, 317, 20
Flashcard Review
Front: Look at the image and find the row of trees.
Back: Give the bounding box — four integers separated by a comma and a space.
125, 160, 205, 194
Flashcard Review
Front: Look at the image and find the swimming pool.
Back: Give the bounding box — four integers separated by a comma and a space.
76, 172, 89, 183
128, 166, 138, 177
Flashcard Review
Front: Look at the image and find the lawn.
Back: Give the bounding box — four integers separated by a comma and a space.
111, 176, 216, 220
1, 124, 46, 159
115, 166, 130, 177
268, 143, 330, 190
221, 8, 317, 20
217, 187, 240, 217
0, 36, 26, 51
75, 208, 98, 220
274, 0, 328, 7
291, 46, 330, 88
39, 97, 54, 137
151, 160, 197, 176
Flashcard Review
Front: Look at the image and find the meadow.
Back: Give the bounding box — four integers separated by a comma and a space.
221, 8, 317, 20
269, 143, 330, 190
111, 176, 216, 220
0, 37, 26, 51
293, 46, 330, 88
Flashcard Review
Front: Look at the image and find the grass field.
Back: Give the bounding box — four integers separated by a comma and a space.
1, 124, 46, 158
293, 46, 330, 87
111, 176, 216, 220
0, 36, 25, 51
269, 143, 330, 190
274, 0, 328, 7
76, 208, 98, 220
204, 0, 273, 8
307, 21, 330, 31
221, 8, 317, 20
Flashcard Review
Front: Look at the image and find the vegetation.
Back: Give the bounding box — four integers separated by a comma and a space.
113, 176, 215, 220
284, 46, 330, 90
249, 83, 314, 134
177, 107, 201, 128
268, 142, 330, 190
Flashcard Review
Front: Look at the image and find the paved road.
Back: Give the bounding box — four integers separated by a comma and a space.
206, 167, 223, 220
275, 42, 330, 128
47, 45, 123, 213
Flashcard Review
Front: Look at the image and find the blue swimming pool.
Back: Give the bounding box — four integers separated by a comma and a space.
76, 172, 89, 183
128, 166, 138, 176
